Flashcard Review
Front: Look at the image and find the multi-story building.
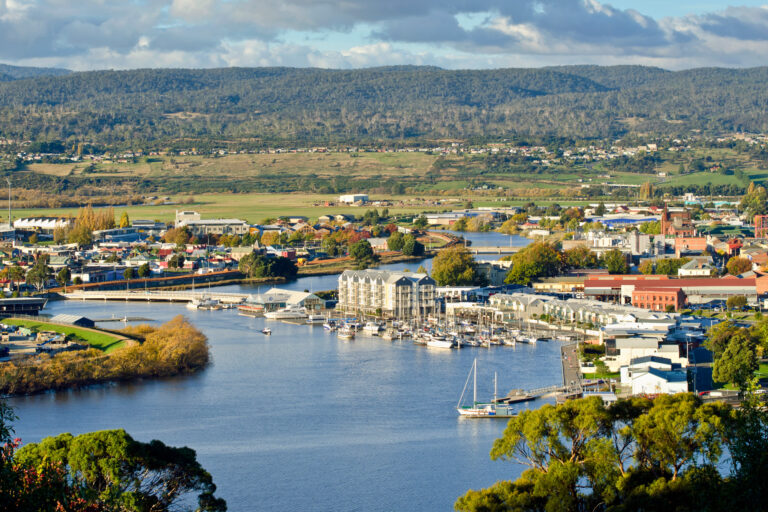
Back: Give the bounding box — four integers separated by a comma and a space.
175, 211, 249, 237
338, 269, 437, 319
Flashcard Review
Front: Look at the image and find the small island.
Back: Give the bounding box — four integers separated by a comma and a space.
0, 315, 211, 395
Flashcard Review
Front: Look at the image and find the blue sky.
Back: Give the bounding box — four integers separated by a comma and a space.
1, 1, 767, 70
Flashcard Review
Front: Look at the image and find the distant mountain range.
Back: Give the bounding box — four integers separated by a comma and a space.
0, 65, 766, 145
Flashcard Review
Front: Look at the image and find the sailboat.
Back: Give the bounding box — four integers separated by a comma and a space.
456, 358, 518, 418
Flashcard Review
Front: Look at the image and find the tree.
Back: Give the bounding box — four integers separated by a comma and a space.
168, 254, 185, 269
387, 231, 405, 251
55, 267, 70, 287
504, 242, 563, 285
238, 254, 297, 279
713, 331, 758, 389
639, 260, 654, 275
431, 246, 480, 286
601, 249, 629, 274
349, 240, 378, 269
727, 257, 752, 276
123, 267, 135, 280
727, 295, 748, 311
25, 254, 51, 291
28, 233, 38, 245
401, 234, 424, 256
457, 395, 731, 512
413, 215, 428, 229
563, 246, 598, 269
639, 220, 661, 234
119, 211, 130, 228
416, 264, 428, 275
137, 263, 151, 278
655, 257, 691, 276
452, 217, 469, 232
15, 429, 227, 511
595, 202, 606, 216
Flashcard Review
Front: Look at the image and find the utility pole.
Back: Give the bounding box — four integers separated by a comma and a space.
5, 177, 11, 241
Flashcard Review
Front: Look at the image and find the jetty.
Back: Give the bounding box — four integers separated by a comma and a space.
61, 289, 250, 305
468, 246, 524, 255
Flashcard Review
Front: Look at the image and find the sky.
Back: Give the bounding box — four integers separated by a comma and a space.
2, 0, 768, 71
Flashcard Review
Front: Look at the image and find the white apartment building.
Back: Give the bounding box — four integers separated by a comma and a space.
338, 269, 437, 319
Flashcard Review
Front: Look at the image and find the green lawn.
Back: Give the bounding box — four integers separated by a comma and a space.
4, 319, 126, 353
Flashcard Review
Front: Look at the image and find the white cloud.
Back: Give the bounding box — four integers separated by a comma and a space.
3, 0, 768, 70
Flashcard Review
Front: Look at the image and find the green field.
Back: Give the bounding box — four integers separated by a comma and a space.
4, 318, 126, 353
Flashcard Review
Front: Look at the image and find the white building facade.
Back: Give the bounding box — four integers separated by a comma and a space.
338, 269, 437, 319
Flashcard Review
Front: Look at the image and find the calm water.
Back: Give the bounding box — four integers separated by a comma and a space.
8, 232, 549, 511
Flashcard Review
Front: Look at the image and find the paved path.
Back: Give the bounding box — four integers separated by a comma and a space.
561, 343, 582, 390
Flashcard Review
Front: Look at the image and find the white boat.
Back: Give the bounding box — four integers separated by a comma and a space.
306, 314, 326, 324
323, 320, 337, 331
456, 359, 517, 418
238, 304, 265, 317
427, 338, 453, 348
261, 327, 272, 335
265, 306, 308, 320
186, 297, 221, 310
337, 326, 355, 340
362, 322, 382, 335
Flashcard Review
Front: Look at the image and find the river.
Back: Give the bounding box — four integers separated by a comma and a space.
8, 232, 548, 512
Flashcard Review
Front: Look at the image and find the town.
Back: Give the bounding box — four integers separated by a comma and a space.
0, 181, 766, 407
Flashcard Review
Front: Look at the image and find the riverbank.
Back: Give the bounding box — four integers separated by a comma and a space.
0, 316, 210, 396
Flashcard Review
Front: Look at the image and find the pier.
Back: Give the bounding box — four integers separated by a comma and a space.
61, 289, 251, 305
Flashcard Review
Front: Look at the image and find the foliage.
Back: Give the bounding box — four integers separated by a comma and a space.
601, 249, 629, 274
726, 257, 752, 276
740, 183, 768, 218
0, 316, 211, 395
137, 263, 150, 278
504, 242, 563, 285
15, 429, 226, 511
639, 221, 661, 235
562, 246, 598, 269
457, 395, 740, 512
238, 253, 297, 279
641, 257, 691, 275
349, 240, 379, 269
431, 246, 483, 286
119, 211, 130, 228
401, 234, 424, 256
387, 231, 405, 251
25, 254, 51, 291
726, 295, 748, 310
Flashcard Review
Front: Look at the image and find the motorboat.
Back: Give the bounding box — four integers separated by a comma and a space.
265, 306, 308, 320
323, 320, 338, 331
186, 297, 221, 310
261, 327, 272, 335
362, 322, 383, 336
337, 325, 355, 340
306, 314, 326, 324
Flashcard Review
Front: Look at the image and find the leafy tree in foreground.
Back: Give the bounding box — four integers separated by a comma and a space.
456, 395, 735, 512
504, 242, 562, 285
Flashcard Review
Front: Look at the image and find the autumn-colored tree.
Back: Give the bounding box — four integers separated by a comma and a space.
727, 256, 753, 276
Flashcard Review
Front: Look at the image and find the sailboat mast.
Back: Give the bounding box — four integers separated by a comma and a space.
473, 358, 477, 405
494, 372, 497, 403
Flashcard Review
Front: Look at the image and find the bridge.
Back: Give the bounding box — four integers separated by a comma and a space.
468, 246, 524, 255
61, 289, 251, 305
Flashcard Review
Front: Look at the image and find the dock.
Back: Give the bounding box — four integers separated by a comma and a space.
468, 246, 524, 255
62, 290, 250, 305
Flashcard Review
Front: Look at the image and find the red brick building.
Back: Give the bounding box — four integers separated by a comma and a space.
660, 205, 696, 237
631, 286, 686, 311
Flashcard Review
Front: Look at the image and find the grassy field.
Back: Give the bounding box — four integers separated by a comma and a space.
4, 318, 126, 353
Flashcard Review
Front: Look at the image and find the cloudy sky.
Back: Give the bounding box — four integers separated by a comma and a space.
1, 0, 767, 70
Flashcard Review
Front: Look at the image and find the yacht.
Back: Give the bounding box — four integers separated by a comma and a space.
323, 320, 338, 331
337, 325, 355, 340
186, 297, 221, 310
264, 306, 308, 320
456, 359, 518, 418
426, 334, 455, 349
362, 322, 382, 336
306, 314, 326, 324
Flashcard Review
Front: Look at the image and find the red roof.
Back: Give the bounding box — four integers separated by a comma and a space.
585, 277, 756, 289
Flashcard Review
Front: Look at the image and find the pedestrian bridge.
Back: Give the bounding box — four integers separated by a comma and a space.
61, 289, 251, 305
469, 246, 524, 254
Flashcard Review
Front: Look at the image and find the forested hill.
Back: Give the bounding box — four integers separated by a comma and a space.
1, 65, 768, 145
0, 63, 70, 81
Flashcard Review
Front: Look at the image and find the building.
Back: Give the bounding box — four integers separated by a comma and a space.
175, 211, 249, 237
13, 217, 73, 234
532, 276, 585, 294
678, 258, 715, 277
50, 314, 95, 328
584, 275, 757, 306
755, 215, 768, 238
338, 269, 437, 319
631, 286, 685, 312
660, 205, 696, 237
243, 287, 324, 312
132, 220, 166, 237
621, 356, 689, 395
338, 194, 368, 204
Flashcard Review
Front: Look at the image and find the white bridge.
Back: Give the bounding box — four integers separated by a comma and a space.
62, 289, 251, 305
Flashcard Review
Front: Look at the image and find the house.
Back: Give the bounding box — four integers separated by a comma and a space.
678, 258, 715, 277
631, 367, 688, 395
